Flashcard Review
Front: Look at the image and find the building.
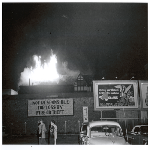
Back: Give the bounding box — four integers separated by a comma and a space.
2, 74, 148, 136
2, 89, 18, 95
74, 73, 93, 92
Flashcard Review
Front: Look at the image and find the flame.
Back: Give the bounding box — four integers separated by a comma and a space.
19, 51, 60, 86
31, 54, 59, 82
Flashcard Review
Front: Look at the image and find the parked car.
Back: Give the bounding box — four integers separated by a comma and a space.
81, 121, 129, 145
78, 122, 89, 144
125, 125, 148, 145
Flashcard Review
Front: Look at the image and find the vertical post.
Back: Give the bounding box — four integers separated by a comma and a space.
123, 108, 125, 117
65, 121, 66, 135
143, 117, 145, 124
101, 110, 103, 120
78, 120, 80, 133
11, 123, 13, 136
132, 119, 134, 129
126, 128, 128, 142
25, 122, 27, 135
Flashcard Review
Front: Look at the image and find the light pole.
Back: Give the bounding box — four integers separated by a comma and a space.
24, 122, 27, 135
11, 123, 13, 136
65, 121, 67, 135
78, 120, 80, 133
130, 76, 134, 80
102, 77, 105, 80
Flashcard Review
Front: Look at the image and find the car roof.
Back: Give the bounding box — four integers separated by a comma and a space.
134, 125, 148, 128
82, 122, 89, 126
88, 121, 121, 128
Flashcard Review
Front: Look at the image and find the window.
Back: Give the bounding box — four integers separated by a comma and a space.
134, 127, 140, 133
141, 126, 148, 134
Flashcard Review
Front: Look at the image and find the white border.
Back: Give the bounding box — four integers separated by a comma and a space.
93, 80, 139, 110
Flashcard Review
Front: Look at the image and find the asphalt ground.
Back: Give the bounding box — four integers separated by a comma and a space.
2, 134, 79, 145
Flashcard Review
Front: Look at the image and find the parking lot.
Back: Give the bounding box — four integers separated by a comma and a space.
2, 134, 79, 145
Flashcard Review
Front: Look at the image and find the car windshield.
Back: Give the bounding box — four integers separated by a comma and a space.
90, 125, 123, 137
82, 125, 87, 131
141, 126, 148, 134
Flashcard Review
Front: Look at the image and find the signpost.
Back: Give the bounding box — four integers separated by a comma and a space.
83, 106, 88, 122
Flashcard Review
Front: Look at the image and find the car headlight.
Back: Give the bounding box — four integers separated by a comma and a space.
143, 139, 148, 145
86, 140, 90, 145
84, 137, 90, 145
82, 137, 85, 141
126, 142, 130, 145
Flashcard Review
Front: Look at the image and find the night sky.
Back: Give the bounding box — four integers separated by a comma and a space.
2, 3, 148, 91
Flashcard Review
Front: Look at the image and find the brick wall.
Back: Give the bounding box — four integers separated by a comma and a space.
2, 93, 115, 135
3, 93, 144, 135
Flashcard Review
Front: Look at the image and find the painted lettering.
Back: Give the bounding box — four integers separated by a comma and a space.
32, 101, 40, 105
51, 100, 59, 104
46, 110, 51, 114
41, 111, 45, 115
51, 105, 56, 109
41, 101, 45, 105
46, 100, 51, 104
61, 99, 69, 104
52, 110, 64, 114
36, 111, 40, 115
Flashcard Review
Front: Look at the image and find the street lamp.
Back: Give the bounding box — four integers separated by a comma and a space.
130, 76, 134, 80
102, 77, 105, 80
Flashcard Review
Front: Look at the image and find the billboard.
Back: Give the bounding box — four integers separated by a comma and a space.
93, 80, 139, 110
28, 98, 73, 116
139, 80, 148, 109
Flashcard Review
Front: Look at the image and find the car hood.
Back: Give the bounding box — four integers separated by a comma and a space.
88, 136, 127, 145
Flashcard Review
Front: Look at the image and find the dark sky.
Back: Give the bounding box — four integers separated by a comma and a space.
2, 3, 148, 90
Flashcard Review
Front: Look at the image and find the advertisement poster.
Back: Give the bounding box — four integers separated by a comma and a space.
139, 80, 148, 109
28, 98, 73, 116
83, 106, 88, 122
93, 80, 138, 110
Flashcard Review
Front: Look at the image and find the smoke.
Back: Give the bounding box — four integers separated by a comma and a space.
18, 67, 33, 86
61, 61, 80, 76
58, 61, 80, 84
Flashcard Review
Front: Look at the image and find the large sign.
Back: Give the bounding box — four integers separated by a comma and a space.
139, 80, 148, 109
93, 80, 139, 110
28, 98, 73, 116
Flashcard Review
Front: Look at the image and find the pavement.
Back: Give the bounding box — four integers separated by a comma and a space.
2, 134, 79, 145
